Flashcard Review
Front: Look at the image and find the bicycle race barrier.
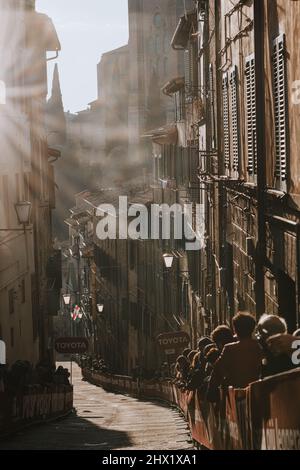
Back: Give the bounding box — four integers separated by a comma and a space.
81, 367, 300, 450
0, 384, 73, 438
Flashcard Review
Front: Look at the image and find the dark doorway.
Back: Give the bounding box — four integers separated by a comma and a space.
277, 270, 296, 332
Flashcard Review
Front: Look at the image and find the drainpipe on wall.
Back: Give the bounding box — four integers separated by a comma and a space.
254, 0, 266, 317
297, 224, 300, 329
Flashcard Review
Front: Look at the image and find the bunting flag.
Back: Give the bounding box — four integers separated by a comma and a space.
71, 304, 81, 321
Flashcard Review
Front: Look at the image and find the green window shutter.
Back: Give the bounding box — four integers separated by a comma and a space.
273, 34, 288, 183
230, 66, 240, 172
222, 72, 230, 170
245, 54, 257, 175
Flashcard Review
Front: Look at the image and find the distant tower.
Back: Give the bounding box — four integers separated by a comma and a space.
46, 63, 66, 146
127, 0, 194, 163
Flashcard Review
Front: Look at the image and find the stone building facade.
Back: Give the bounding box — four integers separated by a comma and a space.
0, 0, 62, 364
64, 0, 300, 375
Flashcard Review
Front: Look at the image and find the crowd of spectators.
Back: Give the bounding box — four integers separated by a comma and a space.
78, 354, 109, 374
0, 359, 71, 394
172, 312, 300, 401
77, 312, 300, 400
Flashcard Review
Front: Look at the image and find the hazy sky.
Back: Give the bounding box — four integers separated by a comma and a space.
36, 0, 129, 113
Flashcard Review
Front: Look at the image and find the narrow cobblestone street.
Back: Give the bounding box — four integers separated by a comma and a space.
0, 363, 192, 450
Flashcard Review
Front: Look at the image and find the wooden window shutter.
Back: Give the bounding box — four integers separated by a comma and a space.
222, 73, 230, 170
184, 49, 191, 91
191, 40, 198, 95
273, 34, 288, 182
230, 66, 240, 172
245, 54, 257, 175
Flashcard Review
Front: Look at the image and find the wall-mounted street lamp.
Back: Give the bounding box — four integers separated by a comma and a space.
15, 201, 32, 225
63, 293, 71, 306
0, 201, 32, 232
163, 253, 174, 269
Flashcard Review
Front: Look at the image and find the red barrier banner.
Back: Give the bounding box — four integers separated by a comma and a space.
174, 387, 189, 418
161, 382, 174, 403
0, 386, 73, 437
248, 369, 300, 450
224, 388, 249, 450
81, 368, 300, 450
188, 391, 215, 449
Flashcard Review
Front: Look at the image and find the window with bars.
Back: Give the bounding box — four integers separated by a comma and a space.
245, 54, 257, 177
230, 66, 240, 172
273, 34, 288, 185
222, 73, 230, 170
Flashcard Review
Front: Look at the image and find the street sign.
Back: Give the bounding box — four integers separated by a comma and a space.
54, 337, 89, 354
157, 331, 190, 354
165, 348, 176, 356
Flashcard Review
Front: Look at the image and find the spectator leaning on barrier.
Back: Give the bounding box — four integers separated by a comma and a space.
207, 312, 263, 398
182, 348, 192, 358
196, 337, 214, 376
174, 355, 190, 388
198, 347, 221, 397
54, 366, 71, 386
257, 314, 299, 377
211, 325, 235, 353
198, 337, 213, 354
185, 342, 216, 391
187, 350, 198, 368
204, 347, 220, 377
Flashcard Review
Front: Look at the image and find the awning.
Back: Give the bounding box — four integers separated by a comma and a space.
162, 77, 185, 96
171, 11, 197, 50
142, 124, 178, 145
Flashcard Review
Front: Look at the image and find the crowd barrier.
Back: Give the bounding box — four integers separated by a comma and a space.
0, 385, 73, 438
82, 368, 300, 450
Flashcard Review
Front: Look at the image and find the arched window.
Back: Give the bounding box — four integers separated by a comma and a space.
0, 80, 6, 105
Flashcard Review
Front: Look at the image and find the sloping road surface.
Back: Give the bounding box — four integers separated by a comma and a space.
0, 363, 193, 450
